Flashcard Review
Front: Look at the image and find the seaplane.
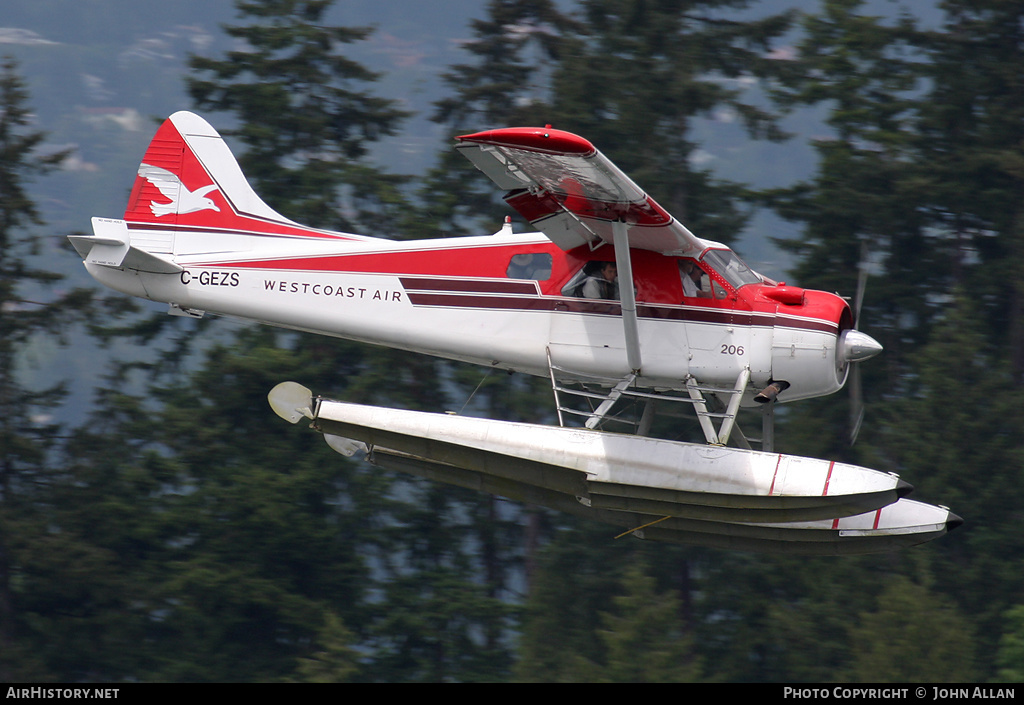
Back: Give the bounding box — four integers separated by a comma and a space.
71, 111, 961, 554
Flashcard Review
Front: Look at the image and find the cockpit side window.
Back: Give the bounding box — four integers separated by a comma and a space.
678, 258, 727, 300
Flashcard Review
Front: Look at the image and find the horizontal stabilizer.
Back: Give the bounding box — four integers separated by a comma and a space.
71, 218, 182, 274
118, 247, 182, 274
70, 217, 130, 266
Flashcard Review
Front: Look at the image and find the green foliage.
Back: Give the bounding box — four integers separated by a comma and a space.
433, 0, 575, 132
49, 330, 378, 681
188, 0, 410, 233
996, 605, 1024, 682
144, 329, 522, 681
0, 61, 66, 240
177, 2, 525, 681
515, 524, 705, 683
366, 497, 521, 681
515, 523, 640, 681
876, 293, 1024, 669
411, 0, 577, 240
913, 0, 1024, 380
545, 0, 792, 243
847, 575, 977, 682
767, 0, 935, 358
685, 551, 880, 682
293, 611, 360, 682
0, 56, 90, 681
41, 385, 172, 680
587, 562, 701, 682
769, 3, 1024, 678
426, 0, 792, 246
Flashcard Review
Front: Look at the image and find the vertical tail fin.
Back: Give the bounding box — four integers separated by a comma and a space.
123, 111, 352, 240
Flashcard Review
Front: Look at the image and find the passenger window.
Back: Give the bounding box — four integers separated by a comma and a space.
561, 261, 620, 300
506, 253, 552, 281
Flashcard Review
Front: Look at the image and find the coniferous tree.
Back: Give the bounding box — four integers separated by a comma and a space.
185, 2, 522, 680
996, 605, 1024, 682
763, 0, 930, 459
430, 0, 792, 245
514, 526, 646, 681
847, 575, 978, 682
411, 0, 577, 240
115, 327, 377, 681
770, 0, 1024, 453
587, 562, 701, 682
419, 1, 576, 609
772, 1, 1024, 677
433, 1, 797, 679
376, 5, 581, 675
913, 0, 1024, 381
544, 0, 793, 245
769, 0, 925, 289
0, 56, 92, 681
534, 0, 797, 665
187, 0, 410, 234
876, 292, 1024, 673
517, 543, 702, 682
43, 366, 181, 681
292, 611, 360, 682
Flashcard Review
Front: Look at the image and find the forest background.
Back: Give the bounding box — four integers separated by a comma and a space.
1, 0, 1023, 683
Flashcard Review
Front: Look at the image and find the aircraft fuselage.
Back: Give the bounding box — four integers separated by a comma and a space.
87, 225, 852, 405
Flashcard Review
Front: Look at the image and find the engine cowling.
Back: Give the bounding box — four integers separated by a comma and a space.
767, 290, 881, 403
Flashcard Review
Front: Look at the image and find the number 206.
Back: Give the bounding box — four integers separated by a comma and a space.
720, 344, 745, 355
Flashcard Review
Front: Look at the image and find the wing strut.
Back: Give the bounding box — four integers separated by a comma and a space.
612, 220, 642, 374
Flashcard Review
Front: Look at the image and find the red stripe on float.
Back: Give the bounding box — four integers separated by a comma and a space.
768, 454, 783, 496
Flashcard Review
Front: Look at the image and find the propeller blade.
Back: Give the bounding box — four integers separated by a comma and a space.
849, 242, 871, 445
853, 241, 869, 327
849, 363, 864, 445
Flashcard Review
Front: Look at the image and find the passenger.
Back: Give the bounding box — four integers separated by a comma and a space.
582, 261, 619, 300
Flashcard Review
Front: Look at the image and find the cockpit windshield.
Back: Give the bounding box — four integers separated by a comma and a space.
701, 249, 762, 290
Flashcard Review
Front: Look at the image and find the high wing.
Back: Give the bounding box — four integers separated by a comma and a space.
455, 127, 709, 257
457, 126, 715, 375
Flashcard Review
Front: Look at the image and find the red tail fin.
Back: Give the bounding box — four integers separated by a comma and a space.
124, 112, 353, 240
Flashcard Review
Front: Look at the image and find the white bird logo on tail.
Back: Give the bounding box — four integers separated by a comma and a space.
138, 163, 221, 217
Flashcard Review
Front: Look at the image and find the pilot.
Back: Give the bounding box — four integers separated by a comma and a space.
680, 260, 711, 299
582, 261, 619, 300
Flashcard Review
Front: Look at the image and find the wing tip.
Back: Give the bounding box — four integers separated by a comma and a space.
457, 126, 595, 156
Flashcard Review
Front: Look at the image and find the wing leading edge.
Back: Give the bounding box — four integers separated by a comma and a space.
456, 127, 708, 256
